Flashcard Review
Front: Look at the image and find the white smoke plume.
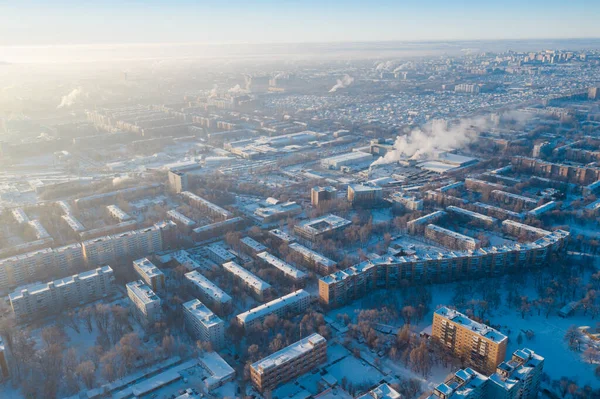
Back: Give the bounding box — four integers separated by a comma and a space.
329, 75, 354, 93
371, 115, 507, 167
392, 62, 412, 73
228, 84, 246, 94
375, 61, 396, 71
57, 87, 83, 109
208, 85, 218, 98
112, 175, 133, 186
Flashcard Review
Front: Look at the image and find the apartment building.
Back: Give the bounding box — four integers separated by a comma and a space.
490, 190, 538, 210
133, 257, 165, 291
222, 261, 271, 300
426, 349, 544, 399
167, 209, 196, 230
236, 289, 312, 328
168, 169, 189, 193
240, 236, 267, 256
9, 266, 114, 322
501, 220, 550, 240
107, 205, 132, 222
288, 243, 336, 275
268, 229, 296, 245
250, 333, 327, 392
184, 271, 232, 315
183, 299, 225, 350
256, 252, 307, 283
79, 220, 138, 241
347, 184, 383, 205
192, 217, 245, 241
294, 214, 351, 242
426, 368, 488, 399
62, 214, 86, 233
390, 192, 424, 211
181, 191, 232, 221
407, 211, 446, 235
433, 307, 507, 375
311, 186, 337, 208
82, 222, 165, 266
488, 349, 544, 399
446, 206, 498, 228
126, 280, 162, 327
0, 244, 85, 292
319, 229, 568, 308
206, 243, 236, 265
425, 224, 481, 251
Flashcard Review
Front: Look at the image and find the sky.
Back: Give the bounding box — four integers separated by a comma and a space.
0, 0, 599, 46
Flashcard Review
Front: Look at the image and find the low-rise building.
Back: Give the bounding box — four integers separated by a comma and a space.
198, 351, 235, 391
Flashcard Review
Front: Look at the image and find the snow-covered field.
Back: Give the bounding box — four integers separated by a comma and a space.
326, 277, 600, 389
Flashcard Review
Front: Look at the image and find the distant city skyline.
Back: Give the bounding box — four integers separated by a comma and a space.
1, 0, 599, 47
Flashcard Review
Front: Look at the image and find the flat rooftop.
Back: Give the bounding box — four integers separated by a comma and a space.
435, 306, 507, 344
251, 333, 325, 373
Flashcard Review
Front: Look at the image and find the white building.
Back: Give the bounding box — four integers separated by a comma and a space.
133, 257, 165, 291
184, 271, 232, 315
236, 289, 312, 328
107, 205, 132, 222
222, 261, 271, 300
126, 280, 162, 327
256, 252, 307, 282
9, 266, 114, 321
183, 299, 225, 349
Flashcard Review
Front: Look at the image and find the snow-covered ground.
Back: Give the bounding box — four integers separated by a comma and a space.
326, 276, 600, 389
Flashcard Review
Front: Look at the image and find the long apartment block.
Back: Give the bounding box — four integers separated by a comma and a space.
319, 228, 568, 308
236, 289, 312, 328
9, 266, 114, 322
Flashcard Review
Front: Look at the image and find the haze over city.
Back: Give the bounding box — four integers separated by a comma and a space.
1, 2, 600, 399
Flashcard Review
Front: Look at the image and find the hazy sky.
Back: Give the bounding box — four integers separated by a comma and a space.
1, 0, 599, 46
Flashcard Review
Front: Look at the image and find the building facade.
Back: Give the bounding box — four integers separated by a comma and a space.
250, 333, 327, 392
183, 299, 225, 350
433, 307, 507, 375
9, 266, 114, 322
